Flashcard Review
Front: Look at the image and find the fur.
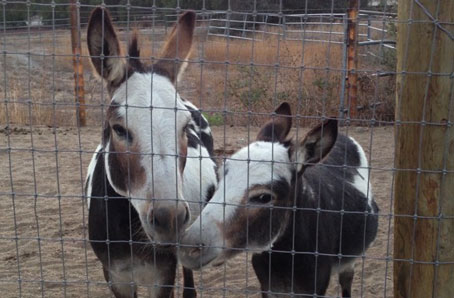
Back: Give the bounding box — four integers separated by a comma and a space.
85, 8, 215, 298
179, 103, 379, 297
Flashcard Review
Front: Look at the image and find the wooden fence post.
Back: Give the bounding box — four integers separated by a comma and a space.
346, 0, 358, 119
70, 0, 86, 127
394, 1, 454, 297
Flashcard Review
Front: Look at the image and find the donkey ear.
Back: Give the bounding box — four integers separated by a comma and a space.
87, 7, 126, 85
290, 119, 337, 174
256, 102, 292, 143
153, 11, 196, 84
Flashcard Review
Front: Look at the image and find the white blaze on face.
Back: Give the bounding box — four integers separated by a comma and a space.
190, 141, 292, 247
106, 72, 192, 223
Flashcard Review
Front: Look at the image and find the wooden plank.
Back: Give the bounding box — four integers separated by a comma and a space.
394, 1, 454, 297
70, 0, 85, 126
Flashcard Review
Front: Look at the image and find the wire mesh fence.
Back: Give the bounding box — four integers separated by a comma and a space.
1, 0, 453, 297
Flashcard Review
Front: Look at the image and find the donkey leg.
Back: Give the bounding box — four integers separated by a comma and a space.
182, 267, 196, 298
314, 261, 332, 296
252, 254, 271, 297
252, 253, 297, 298
154, 261, 177, 298
103, 266, 137, 298
338, 263, 355, 298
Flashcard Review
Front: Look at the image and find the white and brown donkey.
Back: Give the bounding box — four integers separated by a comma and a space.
84, 8, 217, 298
179, 103, 379, 297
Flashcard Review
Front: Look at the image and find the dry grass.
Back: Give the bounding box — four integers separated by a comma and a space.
185, 36, 345, 125
0, 101, 77, 127
0, 30, 107, 127
0, 75, 78, 126
0, 24, 395, 128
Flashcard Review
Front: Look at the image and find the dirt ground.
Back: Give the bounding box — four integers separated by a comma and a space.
0, 124, 395, 297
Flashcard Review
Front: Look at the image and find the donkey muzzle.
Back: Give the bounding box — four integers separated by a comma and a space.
178, 227, 222, 270
147, 201, 190, 244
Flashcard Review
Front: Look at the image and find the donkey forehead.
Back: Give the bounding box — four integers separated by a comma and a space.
109, 73, 191, 129
220, 142, 292, 191
111, 72, 185, 108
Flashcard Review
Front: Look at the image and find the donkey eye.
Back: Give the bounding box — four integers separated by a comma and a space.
112, 124, 131, 141
249, 193, 274, 204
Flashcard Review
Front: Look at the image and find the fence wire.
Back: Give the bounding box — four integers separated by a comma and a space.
1, 0, 452, 298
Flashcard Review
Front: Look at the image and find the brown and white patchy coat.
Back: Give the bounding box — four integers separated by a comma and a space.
84, 8, 217, 298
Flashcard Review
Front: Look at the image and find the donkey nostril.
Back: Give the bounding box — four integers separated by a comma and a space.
176, 206, 190, 228
183, 207, 190, 225
149, 210, 160, 229
188, 243, 205, 258
152, 217, 160, 228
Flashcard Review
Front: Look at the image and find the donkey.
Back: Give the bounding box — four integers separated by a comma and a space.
178, 102, 379, 297
84, 8, 217, 298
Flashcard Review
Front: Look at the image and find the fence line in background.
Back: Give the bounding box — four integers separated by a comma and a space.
2, 8, 397, 125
